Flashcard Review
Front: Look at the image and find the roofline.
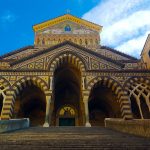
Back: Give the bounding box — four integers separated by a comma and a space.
33, 14, 102, 32
101, 46, 138, 60
0, 45, 34, 59
10, 41, 124, 68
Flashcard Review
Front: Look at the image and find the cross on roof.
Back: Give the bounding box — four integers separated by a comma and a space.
66, 9, 71, 14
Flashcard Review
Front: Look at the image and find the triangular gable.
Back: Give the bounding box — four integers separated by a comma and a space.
33, 14, 102, 32
10, 41, 124, 70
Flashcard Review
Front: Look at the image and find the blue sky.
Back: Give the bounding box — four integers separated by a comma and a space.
0, 0, 150, 58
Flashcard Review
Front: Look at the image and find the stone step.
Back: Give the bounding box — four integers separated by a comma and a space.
0, 127, 150, 150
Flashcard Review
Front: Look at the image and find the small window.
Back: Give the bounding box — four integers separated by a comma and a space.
37, 38, 40, 44
80, 39, 82, 45
149, 50, 150, 57
42, 39, 45, 45
85, 39, 88, 46
65, 25, 71, 32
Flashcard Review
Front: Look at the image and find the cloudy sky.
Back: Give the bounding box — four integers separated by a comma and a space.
0, 0, 150, 58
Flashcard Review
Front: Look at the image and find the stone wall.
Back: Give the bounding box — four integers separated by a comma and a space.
0, 118, 29, 133
105, 118, 150, 138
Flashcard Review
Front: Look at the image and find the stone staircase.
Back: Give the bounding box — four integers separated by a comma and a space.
0, 127, 150, 150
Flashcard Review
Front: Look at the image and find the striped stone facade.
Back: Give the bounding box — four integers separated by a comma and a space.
0, 14, 150, 127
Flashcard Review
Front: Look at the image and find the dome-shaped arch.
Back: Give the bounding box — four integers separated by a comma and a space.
48, 51, 88, 72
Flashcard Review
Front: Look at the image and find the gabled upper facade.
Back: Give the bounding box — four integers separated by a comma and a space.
33, 14, 102, 49
0, 14, 145, 71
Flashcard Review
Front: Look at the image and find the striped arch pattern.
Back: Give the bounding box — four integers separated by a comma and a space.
49, 53, 86, 72
2, 76, 50, 119
87, 76, 133, 120
124, 77, 150, 119
0, 77, 11, 119
12, 76, 50, 97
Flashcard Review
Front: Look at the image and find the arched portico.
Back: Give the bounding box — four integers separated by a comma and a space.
10, 76, 51, 126
124, 77, 150, 119
87, 77, 133, 125
0, 77, 11, 119
50, 53, 86, 126
48, 51, 87, 72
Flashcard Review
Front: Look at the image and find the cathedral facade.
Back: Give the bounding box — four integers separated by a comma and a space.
0, 14, 150, 127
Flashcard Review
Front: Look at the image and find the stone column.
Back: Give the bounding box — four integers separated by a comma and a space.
43, 95, 52, 127
83, 96, 91, 127
50, 77, 53, 91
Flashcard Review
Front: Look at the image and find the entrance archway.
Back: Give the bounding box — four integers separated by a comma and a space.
52, 63, 83, 126
89, 81, 122, 126
57, 105, 77, 126
13, 81, 46, 126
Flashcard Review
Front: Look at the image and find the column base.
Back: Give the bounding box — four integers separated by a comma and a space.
85, 122, 91, 127
43, 122, 49, 127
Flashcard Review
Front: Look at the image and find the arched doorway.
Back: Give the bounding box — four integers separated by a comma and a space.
57, 105, 77, 126
13, 81, 46, 126
89, 81, 122, 126
52, 64, 83, 126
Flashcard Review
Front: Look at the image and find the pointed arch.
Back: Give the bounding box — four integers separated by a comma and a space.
124, 77, 150, 119
87, 77, 123, 99
87, 76, 132, 119
12, 76, 50, 98
0, 76, 11, 118
0, 76, 11, 90
48, 51, 88, 72
3, 76, 50, 120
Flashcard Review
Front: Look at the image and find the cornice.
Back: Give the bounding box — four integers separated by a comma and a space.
33, 14, 102, 32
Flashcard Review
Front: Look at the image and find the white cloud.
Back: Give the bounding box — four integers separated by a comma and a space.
115, 31, 150, 57
82, 0, 150, 58
83, 0, 144, 25
101, 10, 150, 46
0, 11, 17, 23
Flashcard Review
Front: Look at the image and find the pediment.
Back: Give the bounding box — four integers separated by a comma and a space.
36, 20, 98, 35
33, 14, 102, 32
10, 42, 124, 71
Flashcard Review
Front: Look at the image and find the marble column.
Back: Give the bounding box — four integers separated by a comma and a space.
43, 95, 51, 127
83, 96, 91, 127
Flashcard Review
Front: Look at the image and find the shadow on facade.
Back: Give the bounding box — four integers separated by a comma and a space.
13, 82, 46, 126
89, 81, 122, 126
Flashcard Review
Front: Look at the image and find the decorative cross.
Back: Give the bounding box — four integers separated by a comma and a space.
66, 9, 71, 14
